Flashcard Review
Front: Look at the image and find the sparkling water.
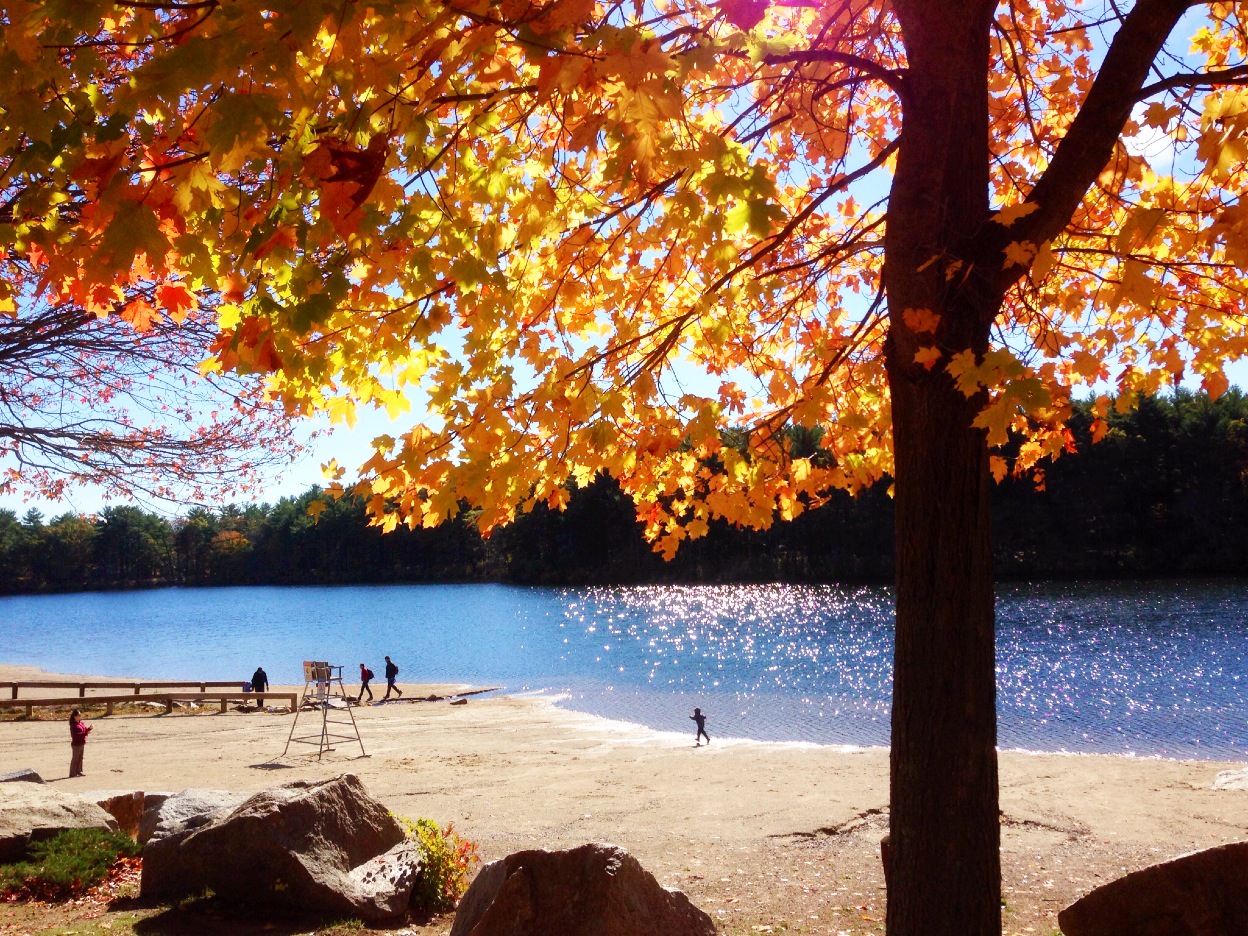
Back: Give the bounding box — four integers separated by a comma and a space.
3, 580, 1246, 759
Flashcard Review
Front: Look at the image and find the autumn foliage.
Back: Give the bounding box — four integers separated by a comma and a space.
1, 1, 1243, 539
7, 1, 1248, 932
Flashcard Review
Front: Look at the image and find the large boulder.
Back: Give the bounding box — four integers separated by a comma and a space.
449, 843, 716, 936
139, 789, 247, 844
140, 774, 419, 923
1058, 841, 1248, 936
0, 783, 117, 862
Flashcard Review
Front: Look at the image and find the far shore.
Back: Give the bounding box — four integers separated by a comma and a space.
4, 662, 1248, 934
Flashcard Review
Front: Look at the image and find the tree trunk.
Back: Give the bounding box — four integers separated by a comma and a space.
884, 3, 1001, 934
887, 374, 999, 935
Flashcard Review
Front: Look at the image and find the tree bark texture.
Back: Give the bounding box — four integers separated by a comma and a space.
883, 3, 1001, 934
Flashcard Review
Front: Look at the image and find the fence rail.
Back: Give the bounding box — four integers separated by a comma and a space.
0, 691, 297, 717
2, 680, 246, 699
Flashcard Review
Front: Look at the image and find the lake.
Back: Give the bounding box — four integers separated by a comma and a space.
3, 580, 1247, 760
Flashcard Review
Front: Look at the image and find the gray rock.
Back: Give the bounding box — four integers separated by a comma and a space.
0, 769, 43, 784
0, 784, 118, 862
139, 789, 247, 844
1058, 841, 1248, 936
140, 774, 419, 922
449, 843, 716, 936
1213, 767, 1248, 790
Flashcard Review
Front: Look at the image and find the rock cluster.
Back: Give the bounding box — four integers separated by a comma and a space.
2, 774, 716, 935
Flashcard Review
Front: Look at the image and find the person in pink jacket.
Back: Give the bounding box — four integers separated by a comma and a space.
69, 709, 92, 777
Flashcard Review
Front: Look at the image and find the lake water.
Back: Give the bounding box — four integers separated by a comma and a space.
3, 580, 1247, 760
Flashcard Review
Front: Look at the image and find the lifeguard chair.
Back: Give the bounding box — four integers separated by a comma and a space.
283, 661, 365, 759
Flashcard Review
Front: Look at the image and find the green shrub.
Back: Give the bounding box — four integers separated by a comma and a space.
398, 817, 479, 913
0, 828, 141, 899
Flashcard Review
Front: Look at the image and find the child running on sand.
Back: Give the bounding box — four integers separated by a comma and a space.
690, 707, 710, 745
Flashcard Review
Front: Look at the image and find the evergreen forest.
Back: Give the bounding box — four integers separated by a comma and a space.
4, 390, 1248, 594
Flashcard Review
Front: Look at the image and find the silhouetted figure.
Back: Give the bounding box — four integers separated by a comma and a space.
690, 707, 710, 745
251, 666, 268, 709
69, 709, 92, 777
358, 662, 375, 702
382, 655, 403, 700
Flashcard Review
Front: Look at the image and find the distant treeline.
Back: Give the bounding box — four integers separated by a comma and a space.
4, 389, 1248, 594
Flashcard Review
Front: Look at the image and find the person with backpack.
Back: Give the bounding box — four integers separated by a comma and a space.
358, 662, 375, 703
382, 655, 403, 701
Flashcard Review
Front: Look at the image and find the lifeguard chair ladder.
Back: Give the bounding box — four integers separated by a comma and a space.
283, 661, 366, 759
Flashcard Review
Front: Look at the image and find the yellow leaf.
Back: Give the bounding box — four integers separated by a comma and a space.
1002, 240, 1038, 269
307, 499, 327, 522
972, 400, 1011, 447
1031, 240, 1054, 280
994, 202, 1039, 227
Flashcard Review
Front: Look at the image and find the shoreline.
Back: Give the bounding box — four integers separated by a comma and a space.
6, 660, 1243, 763
6, 662, 1248, 934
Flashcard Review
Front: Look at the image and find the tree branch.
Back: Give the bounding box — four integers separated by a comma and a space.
761, 49, 906, 96
984, 0, 1199, 286
1138, 62, 1248, 99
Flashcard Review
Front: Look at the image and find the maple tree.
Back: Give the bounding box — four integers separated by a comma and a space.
6, 0, 1248, 932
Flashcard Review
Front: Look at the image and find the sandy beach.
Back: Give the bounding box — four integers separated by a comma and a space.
3, 662, 1248, 935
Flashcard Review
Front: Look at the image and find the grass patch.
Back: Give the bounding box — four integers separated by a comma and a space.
1, 828, 141, 900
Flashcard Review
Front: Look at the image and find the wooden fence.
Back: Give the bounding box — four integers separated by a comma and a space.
0, 690, 297, 717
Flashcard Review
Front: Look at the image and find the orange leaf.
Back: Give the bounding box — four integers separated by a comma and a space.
914, 346, 942, 370
902, 307, 941, 334
156, 281, 196, 324
120, 298, 159, 332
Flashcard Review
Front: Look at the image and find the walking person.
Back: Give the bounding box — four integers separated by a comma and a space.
251, 666, 268, 710
690, 707, 710, 746
382, 655, 403, 701
358, 662, 375, 703
68, 709, 92, 777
